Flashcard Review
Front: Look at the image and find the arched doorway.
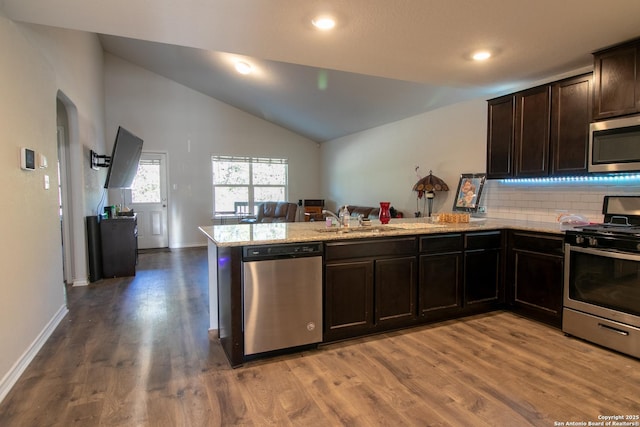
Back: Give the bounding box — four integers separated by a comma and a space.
56, 91, 88, 286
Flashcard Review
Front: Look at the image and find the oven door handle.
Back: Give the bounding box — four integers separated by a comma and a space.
568, 244, 640, 262
598, 323, 630, 336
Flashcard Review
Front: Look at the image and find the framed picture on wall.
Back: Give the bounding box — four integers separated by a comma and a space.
453, 173, 486, 212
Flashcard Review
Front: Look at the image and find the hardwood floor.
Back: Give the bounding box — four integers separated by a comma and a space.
1, 247, 639, 426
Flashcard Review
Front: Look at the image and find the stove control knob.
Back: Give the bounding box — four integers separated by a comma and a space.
588, 237, 598, 247
575, 235, 585, 244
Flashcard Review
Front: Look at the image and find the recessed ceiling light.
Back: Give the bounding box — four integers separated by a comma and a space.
472, 50, 492, 61
235, 61, 253, 75
312, 16, 336, 30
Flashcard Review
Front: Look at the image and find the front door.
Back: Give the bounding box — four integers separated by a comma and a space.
125, 152, 168, 249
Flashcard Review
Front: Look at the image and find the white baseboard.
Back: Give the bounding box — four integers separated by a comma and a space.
0, 304, 68, 404
72, 279, 88, 287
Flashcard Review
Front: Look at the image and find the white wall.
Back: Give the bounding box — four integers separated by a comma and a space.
104, 54, 322, 248
23, 23, 109, 287
0, 16, 66, 399
321, 99, 487, 216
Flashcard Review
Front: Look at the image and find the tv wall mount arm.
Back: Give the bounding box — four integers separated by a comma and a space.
90, 150, 111, 170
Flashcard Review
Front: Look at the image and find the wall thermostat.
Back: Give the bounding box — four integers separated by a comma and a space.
21, 147, 36, 171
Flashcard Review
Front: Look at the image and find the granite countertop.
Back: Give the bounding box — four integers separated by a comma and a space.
199, 217, 568, 247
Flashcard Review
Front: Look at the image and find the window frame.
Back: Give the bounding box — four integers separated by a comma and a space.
212, 155, 288, 216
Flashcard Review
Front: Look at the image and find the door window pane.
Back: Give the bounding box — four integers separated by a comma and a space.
131, 160, 161, 203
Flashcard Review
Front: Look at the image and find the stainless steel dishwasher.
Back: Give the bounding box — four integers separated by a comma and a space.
242, 242, 323, 356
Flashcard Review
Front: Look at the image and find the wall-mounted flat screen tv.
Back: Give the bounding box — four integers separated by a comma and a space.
104, 126, 143, 189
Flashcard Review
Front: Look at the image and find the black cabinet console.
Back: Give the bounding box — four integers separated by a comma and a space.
100, 216, 138, 278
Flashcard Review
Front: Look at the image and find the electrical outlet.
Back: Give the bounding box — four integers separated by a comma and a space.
477, 206, 487, 213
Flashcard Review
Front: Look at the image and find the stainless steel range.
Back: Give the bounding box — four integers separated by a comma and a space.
564, 195, 640, 358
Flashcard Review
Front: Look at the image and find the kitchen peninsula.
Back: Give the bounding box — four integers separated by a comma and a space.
200, 218, 564, 367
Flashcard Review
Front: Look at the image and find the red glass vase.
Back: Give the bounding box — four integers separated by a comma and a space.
379, 202, 391, 224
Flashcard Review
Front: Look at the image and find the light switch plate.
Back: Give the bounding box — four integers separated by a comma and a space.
44, 175, 50, 190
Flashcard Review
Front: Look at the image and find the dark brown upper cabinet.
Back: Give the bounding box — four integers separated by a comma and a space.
514, 85, 551, 177
486, 95, 514, 179
593, 39, 640, 121
487, 73, 592, 179
550, 73, 592, 175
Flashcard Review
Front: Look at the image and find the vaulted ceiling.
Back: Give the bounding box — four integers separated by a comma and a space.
4, 0, 640, 141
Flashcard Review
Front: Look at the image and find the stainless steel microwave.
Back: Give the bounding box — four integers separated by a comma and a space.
589, 115, 640, 172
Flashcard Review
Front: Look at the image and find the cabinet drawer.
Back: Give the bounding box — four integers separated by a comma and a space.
325, 237, 417, 261
510, 231, 564, 256
465, 231, 501, 250
420, 234, 463, 254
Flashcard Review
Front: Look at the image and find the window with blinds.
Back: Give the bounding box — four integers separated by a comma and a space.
212, 156, 288, 215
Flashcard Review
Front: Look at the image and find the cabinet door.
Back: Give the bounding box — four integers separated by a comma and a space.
593, 42, 639, 120
324, 260, 374, 341
508, 231, 564, 328
375, 256, 417, 327
486, 95, 514, 179
100, 218, 137, 278
512, 250, 563, 327
464, 248, 500, 306
419, 252, 463, 318
514, 85, 551, 177
550, 73, 591, 175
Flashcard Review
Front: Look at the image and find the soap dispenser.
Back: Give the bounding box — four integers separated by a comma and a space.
338, 205, 350, 228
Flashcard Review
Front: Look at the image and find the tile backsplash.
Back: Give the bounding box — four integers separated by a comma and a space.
481, 179, 640, 223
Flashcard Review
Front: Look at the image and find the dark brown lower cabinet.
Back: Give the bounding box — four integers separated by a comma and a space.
508, 231, 564, 328
375, 256, 417, 327
419, 234, 464, 320
323, 232, 505, 342
323, 237, 417, 342
419, 232, 503, 319
324, 260, 374, 340
464, 231, 503, 311
465, 249, 501, 304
